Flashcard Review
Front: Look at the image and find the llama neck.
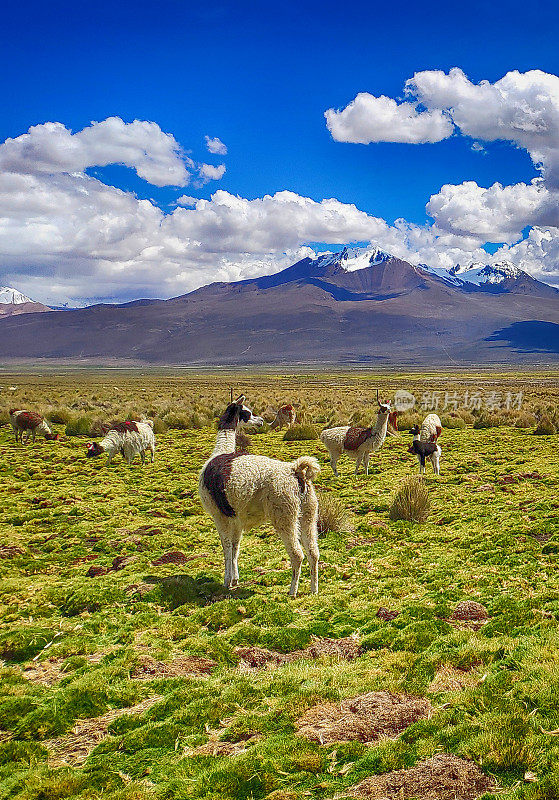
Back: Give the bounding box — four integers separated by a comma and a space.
211, 429, 237, 457
371, 412, 389, 446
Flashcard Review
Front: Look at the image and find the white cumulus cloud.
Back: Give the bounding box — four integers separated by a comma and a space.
205, 135, 228, 155
325, 93, 454, 144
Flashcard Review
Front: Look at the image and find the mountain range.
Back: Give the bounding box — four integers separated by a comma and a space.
1, 246, 559, 364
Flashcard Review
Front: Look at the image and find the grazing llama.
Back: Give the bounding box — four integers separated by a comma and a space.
320, 391, 392, 476
86, 420, 155, 466
199, 396, 320, 596
10, 410, 60, 443
269, 404, 297, 430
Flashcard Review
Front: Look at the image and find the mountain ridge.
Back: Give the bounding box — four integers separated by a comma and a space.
0, 246, 558, 364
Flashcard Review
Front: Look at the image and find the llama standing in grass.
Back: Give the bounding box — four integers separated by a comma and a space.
320, 391, 392, 476
10, 410, 60, 444
199, 396, 320, 596
86, 420, 155, 466
407, 414, 442, 474
269, 404, 297, 430
408, 426, 441, 475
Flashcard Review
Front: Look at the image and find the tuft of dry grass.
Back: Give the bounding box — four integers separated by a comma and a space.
389, 476, 430, 523
283, 424, 318, 441
534, 413, 557, 435
317, 492, 353, 536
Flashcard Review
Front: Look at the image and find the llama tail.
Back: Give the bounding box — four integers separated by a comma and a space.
292, 455, 321, 485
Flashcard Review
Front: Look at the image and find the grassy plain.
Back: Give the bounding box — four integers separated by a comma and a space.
0, 371, 559, 800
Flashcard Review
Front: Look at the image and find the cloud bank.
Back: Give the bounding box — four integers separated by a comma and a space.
3, 72, 559, 307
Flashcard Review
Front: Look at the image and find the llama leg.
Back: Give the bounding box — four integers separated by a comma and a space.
299, 503, 320, 595
330, 452, 339, 476
354, 456, 362, 475
215, 521, 234, 588
363, 454, 370, 476
274, 521, 304, 597
230, 528, 243, 587
150, 444, 155, 462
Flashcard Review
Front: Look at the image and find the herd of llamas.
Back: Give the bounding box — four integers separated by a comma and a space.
8, 393, 442, 597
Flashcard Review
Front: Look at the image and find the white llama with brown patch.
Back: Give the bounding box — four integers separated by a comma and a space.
320, 391, 392, 476
199, 396, 320, 596
10, 410, 60, 444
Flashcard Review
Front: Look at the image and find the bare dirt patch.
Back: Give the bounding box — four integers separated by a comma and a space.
296, 692, 432, 745
350, 752, 494, 799
446, 601, 489, 630
376, 607, 400, 622
45, 695, 162, 767
151, 551, 210, 566
428, 665, 480, 693
21, 653, 105, 686
130, 654, 216, 679
236, 635, 363, 671
183, 735, 261, 758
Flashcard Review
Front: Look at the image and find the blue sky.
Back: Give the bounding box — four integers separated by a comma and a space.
1, 0, 559, 303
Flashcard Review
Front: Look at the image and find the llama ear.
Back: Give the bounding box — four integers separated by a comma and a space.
235, 394, 245, 404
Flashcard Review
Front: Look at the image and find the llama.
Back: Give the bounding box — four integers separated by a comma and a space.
408, 435, 441, 475
86, 420, 155, 466
9, 410, 60, 444
269, 404, 297, 430
198, 396, 320, 597
408, 418, 442, 474
319, 391, 392, 476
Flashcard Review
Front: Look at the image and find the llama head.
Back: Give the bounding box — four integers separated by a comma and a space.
376, 388, 391, 415
410, 424, 420, 436
86, 441, 104, 458
219, 397, 263, 430
45, 432, 60, 441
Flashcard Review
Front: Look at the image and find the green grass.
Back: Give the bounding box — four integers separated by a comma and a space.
0, 371, 558, 800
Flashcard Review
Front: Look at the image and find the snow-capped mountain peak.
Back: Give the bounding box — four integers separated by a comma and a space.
314, 245, 391, 273
0, 286, 34, 305
449, 261, 523, 285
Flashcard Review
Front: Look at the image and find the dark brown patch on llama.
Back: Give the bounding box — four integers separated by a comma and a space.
351, 753, 494, 799
344, 426, 373, 451
388, 410, 399, 431
109, 421, 139, 434
12, 411, 43, 429
202, 452, 247, 517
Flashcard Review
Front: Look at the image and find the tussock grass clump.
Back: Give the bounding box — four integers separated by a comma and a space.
473, 411, 506, 429
283, 424, 318, 441
389, 476, 430, 523
515, 411, 537, 428
45, 407, 73, 425
243, 422, 269, 435
396, 412, 422, 431
151, 416, 167, 434
317, 493, 353, 536
534, 413, 557, 435
441, 413, 466, 429
64, 415, 95, 436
